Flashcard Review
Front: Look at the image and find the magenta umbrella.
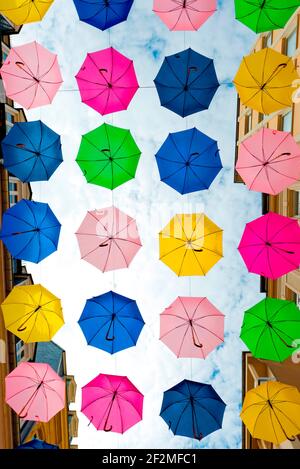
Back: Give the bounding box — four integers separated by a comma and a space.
153, 0, 217, 31
0, 41, 63, 109
238, 212, 300, 280
75, 47, 139, 115
81, 373, 144, 433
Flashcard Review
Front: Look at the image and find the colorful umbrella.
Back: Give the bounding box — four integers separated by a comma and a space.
160, 380, 226, 440
238, 212, 300, 280
241, 381, 300, 445
2, 120, 63, 182
240, 298, 300, 362
75, 47, 139, 116
153, 0, 217, 31
0, 199, 61, 264
0, 0, 54, 25
5, 362, 65, 422
0, 41, 63, 110
78, 291, 145, 354
234, 48, 299, 114
160, 297, 224, 358
1, 284, 64, 343
81, 373, 143, 433
236, 128, 300, 195
159, 213, 223, 276
156, 127, 222, 194
154, 48, 219, 117
76, 206, 142, 272
17, 439, 58, 450
73, 0, 134, 31
76, 123, 141, 190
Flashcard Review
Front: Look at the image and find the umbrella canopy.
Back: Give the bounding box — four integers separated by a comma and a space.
76, 206, 142, 272
0, 0, 54, 25
154, 48, 219, 117
75, 47, 139, 115
235, 0, 300, 33
1, 284, 64, 343
5, 362, 65, 422
2, 120, 63, 182
236, 128, 300, 195
156, 127, 222, 194
17, 439, 58, 450
238, 212, 300, 280
159, 213, 223, 276
160, 380, 226, 440
78, 290, 145, 354
73, 0, 134, 31
160, 297, 224, 358
241, 381, 300, 445
76, 123, 141, 190
240, 298, 300, 362
81, 373, 143, 433
0, 41, 63, 110
153, 0, 217, 31
234, 48, 299, 114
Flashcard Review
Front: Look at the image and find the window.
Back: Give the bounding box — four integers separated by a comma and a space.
245, 112, 252, 134
9, 182, 17, 192
265, 32, 273, 48
286, 29, 297, 57
258, 113, 264, 123
5, 111, 15, 131
281, 111, 293, 132
294, 191, 300, 217
9, 194, 18, 205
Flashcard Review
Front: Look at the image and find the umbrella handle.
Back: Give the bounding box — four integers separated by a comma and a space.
17, 325, 27, 332
104, 423, 113, 432
19, 411, 28, 419
88, 416, 93, 427
191, 325, 203, 349
106, 316, 116, 341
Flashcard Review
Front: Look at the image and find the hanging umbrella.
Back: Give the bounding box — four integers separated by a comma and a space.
78, 290, 145, 354
160, 297, 224, 358
75, 206, 142, 272
240, 298, 300, 362
76, 123, 141, 190
2, 120, 63, 182
156, 127, 222, 194
241, 381, 300, 445
236, 128, 300, 195
238, 212, 300, 280
153, 0, 217, 31
1, 284, 64, 343
75, 47, 139, 116
0, 199, 61, 264
159, 213, 223, 276
81, 373, 143, 433
160, 380, 226, 440
5, 362, 65, 422
17, 439, 59, 449
0, 0, 54, 25
234, 48, 299, 114
154, 48, 219, 117
73, 0, 134, 31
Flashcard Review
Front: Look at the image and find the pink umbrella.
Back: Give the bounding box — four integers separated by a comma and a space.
236, 128, 300, 195
75, 206, 142, 272
0, 41, 63, 109
5, 362, 65, 422
238, 212, 300, 280
153, 0, 217, 31
75, 47, 139, 116
160, 297, 224, 358
81, 373, 143, 433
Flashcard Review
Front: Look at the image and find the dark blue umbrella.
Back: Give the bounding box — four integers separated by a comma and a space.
154, 48, 219, 117
78, 291, 145, 354
0, 199, 61, 263
73, 0, 134, 31
1, 121, 63, 182
160, 380, 226, 441
17, 439, 58, 449
156, 127, 222, 194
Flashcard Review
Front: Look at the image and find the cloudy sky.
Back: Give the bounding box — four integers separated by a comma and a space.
12, 0, 264, 449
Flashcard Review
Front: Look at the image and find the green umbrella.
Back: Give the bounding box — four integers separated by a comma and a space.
235, 0, 300, 33
76, 123, 141, 190
240, 298, 300, 362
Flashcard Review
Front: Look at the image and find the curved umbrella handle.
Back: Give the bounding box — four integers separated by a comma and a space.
17, 325, 27, 332
104, 423, 113, 432
191, 326, 203, 349
106, 317, 115, 341
19, 411, 28, 419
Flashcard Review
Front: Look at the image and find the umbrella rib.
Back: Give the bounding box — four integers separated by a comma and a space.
160, 398, 189, 416
173, 401, 191, 435
88, 210, 110, 234
194, 399, 222, 428
269, 218, 298, 242
160, 243, 187, 260
112, 239, 129, 268
115, 317, 137, 345
193, 322, 224, 342
269, 302, 295, 322
165, 57, 185, 87
169, 133, 188, 162
87, 318, 112, 345
117, 394, 143, 418
160, 322, 188, 340
177, 325, 191, 357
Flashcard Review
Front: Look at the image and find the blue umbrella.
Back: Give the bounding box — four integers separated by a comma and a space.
73, 0, 134, 31
2, 121, 63, 182
0, 199, 61, 263
156, 127, 222, 194
17, 439, 58, 449
160, 380, 226, 441
78, 291, 145, 354
154, 48, 219, 117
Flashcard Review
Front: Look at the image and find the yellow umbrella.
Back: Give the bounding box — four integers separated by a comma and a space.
159, 213, 223, 276
0, 0, 54, 25
234, 48, 299, 114
241, 381, 300, 445
1, 284, 64, 343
